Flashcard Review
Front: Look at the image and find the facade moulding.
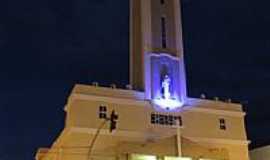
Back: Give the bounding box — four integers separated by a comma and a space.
182, 107, 246, 118
67, 94, 246, 118
69, 93, 150, 106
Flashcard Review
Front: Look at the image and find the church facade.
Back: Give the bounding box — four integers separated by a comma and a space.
36, 0, 250, 160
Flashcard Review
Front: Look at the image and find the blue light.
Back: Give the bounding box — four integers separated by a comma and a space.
148, 54, 186, 111
152, 74, 183, 111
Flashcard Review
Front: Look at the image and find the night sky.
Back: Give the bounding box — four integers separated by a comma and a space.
0, 0, 270, 159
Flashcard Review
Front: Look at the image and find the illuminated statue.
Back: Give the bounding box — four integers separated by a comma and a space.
162, 75, 171, 99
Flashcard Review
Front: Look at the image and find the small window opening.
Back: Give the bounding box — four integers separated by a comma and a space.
219, 118, 226, 130
99, 106, 107, 119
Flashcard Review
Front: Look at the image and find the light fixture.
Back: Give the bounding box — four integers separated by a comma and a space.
153, 98, 183, 110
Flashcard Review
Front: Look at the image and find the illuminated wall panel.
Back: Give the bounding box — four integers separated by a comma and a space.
130, 154, 157, 160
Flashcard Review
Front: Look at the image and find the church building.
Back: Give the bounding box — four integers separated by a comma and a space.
36, 0, 250, 160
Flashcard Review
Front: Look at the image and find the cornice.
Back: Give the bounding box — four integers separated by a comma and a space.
69, 127, 250, 146
68, 93, 245, 117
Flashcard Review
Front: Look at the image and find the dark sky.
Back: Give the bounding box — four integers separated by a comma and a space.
0, 0, 270, 159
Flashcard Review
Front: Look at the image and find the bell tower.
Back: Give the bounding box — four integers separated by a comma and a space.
130, 0, 187, 110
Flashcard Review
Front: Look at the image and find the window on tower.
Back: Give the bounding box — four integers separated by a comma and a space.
161, 17, 167, 48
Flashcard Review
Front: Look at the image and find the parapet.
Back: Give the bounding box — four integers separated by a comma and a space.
71, 84, 145, 101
